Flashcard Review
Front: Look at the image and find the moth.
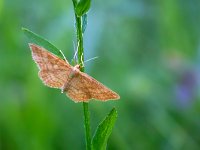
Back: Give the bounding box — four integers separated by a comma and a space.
29, 44, 120, 102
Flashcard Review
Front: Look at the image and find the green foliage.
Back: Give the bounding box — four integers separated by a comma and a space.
72, 0, 78, 7
74, 0, 91, 17
82, 14, 88, 33
92, 108, 117, 150
22, 27, 64, 59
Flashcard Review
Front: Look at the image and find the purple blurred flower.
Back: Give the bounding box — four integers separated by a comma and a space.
175, 70, 197, 107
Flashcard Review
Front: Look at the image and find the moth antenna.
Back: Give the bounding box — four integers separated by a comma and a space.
73, 41, 78, 62
84, 56, 99, 63
59, 49, 68, 63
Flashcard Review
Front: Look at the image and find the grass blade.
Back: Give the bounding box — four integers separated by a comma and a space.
92, 108, 117, 150
22, 27, 64, 59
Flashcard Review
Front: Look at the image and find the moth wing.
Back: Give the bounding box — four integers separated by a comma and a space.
29, 43, 72, 88
66, 71, 120, 102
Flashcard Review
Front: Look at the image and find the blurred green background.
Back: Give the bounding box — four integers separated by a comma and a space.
1, 0, 200, 149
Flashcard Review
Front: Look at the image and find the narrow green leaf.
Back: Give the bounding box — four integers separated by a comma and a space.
22, 27, 64, 59
92, 108, 118, 150
82, 14, 87, 33
72, 0, 78, 8
75, 0, 91, 17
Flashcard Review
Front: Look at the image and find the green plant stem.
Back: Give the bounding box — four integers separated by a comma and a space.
83, 102, 91, 150
75, 15, 84, 70
75, 14, 91, 150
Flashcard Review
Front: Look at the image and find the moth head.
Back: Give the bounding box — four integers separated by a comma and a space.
74, 64, 81, 70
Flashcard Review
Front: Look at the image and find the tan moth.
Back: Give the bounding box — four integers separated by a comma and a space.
29, 44, 120, 102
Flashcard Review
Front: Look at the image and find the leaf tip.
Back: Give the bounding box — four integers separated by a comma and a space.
21, 27, 27, 32
110, 107, 117, 117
